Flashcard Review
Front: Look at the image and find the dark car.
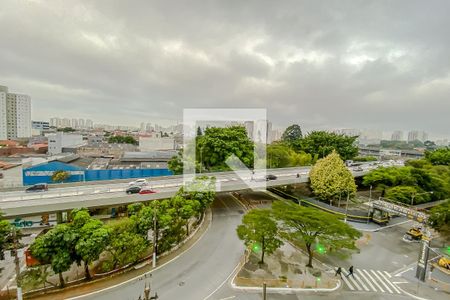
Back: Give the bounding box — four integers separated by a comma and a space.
25, 183, 48, 192
126, 186, 141, 194
266, 174, 277, 181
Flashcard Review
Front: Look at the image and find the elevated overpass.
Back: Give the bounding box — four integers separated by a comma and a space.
0, 167, 372, 218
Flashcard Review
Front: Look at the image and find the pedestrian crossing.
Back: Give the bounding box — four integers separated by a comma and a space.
340, 268, 402, 294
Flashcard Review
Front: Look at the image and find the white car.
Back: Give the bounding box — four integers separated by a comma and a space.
128, 178, 148, 187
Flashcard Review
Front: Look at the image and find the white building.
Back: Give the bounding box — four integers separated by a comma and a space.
408, 130, 428, 142
391, 130, 403, 141
0, 85, 31, 139
31, 121, 50, 136
85, 119, 93, 129
139, 136, 176, 151
46, 132, 83, 155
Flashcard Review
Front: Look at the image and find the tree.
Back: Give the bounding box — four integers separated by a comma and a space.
29, 224, 77, 287
272, 201, 361, 267
51, 170, 70, 183
0, 211, 13, 264
107, 135, 138, 145
196, 126, 203, 136
294, 131, 358, 160
281, 124, 302, 144
197, 126, 254, 171
105, 218, 147, 270
309, 151, 357, 201
18, 266, 55, 290
428, 200, 450, 240
425, 147, 450, 166
237, 209, 282, 264
72, 210, 110, 280
384, 186, 425, 204
168, 150, 184, 175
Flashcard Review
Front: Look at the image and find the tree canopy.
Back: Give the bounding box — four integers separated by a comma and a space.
293, 131, 358, 160
272, 201, 361, 267
281, 124, 302, 144
237, 209, 282, 264
425, 147, 450, 166
309, 151, 357, 201
428, 200, 450, 240
267, 143, 313, 168
107, 135, 138, 145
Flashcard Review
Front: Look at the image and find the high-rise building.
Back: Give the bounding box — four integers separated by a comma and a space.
71, 118, 78, 128
244, 121, 254, 140
408, 130, 428, 142
391, 130, 403, 141
0, 85, 31, 139
85, 119, 93, 129
78, 118, 85, 128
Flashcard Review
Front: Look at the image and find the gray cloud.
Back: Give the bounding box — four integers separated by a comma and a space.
0, 0, 449, 138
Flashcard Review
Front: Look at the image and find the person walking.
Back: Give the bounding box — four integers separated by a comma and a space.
346, 265, 354, 278
335, 266, 342, 278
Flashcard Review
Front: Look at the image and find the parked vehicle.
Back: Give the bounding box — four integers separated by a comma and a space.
128, 178, 148, 187
403, 227, 423, 242
139, 188, 156, 195
25, 183, 48, 192
126, 186, 141, 194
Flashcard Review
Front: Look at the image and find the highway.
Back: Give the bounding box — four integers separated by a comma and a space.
0, 162, 397, 217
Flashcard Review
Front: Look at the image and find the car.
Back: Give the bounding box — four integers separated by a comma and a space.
128, 178, 147, 187
266, 174, 277, 181
126, 186, 141, 194
25, 183, 48, 192
139, 188, 156, 195
353, 167, 364, 172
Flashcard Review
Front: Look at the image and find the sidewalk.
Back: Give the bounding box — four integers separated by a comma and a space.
18, 208, 212, 300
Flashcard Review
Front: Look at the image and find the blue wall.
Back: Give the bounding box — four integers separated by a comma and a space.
23, 161, 173, 185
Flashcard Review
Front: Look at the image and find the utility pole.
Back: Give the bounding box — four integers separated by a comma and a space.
367, 185, 372, 224
12, 227, 23, 300
152, 208, 157, 268
344, 191, 350, 223
262, 282, 267, 300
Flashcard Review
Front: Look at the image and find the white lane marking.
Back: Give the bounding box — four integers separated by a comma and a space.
378, 271, 401, 294
343, 270, 361, 290
371, 270, 392, 293
353, 272, 370, 291
219, 297, 236, 300
394, 267, 413, 277
341, 271, 355, 290
383, 271, 391, 278
203, 262, 241, 300
363, 269, 384, 293
356, 269, 377, 292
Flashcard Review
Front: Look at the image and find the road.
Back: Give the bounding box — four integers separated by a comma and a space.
0, 165, 378, 217
74, 194, 246, 300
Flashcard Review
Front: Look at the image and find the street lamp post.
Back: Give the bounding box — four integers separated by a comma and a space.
411, 191, 433, 207
344, 191, 350, 223
367, 185, 373, 224
152, 208, 157, 268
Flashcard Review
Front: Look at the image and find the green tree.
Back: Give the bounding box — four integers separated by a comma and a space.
384, 186, 425, 204
267, 144, 292, 168
197, 126, 254, 171
168, 150, 184, 175
425, 147, 450, 166
51, 170, 70, 183
428, 200, 450, 240
272, 201, 361, 267
0, 211, 13, 263
281, 124, 302, 144
72, 210, 110, 280
237, 209, 282, 264
105, 218, 147, 270
18, 266, 55, 290
309, 151, 357, 201
29, 224, 77, 287
196, 126, 203, 136
107, 135, 138, 145
294, 131, 358, 160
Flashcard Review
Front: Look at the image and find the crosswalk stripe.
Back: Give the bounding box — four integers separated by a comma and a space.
353, 272, 370, 291
383, 271, 392, 278
378, 271, 401, 294
343, 270, 362, 290
371, 270, 392, 293
356, 269, 377, 292
341, 272, 355, 290
363, 269, 384, 293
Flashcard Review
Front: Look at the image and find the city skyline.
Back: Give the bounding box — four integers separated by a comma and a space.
0, 1, 449, 139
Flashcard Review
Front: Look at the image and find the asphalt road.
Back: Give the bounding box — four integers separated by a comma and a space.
74, 194, 246, 300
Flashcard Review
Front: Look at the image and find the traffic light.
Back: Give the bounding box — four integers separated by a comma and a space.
252, 242, 261, 253
316, 243, 326, 254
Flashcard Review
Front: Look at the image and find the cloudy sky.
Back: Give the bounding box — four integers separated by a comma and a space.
1, 0, 449, 138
